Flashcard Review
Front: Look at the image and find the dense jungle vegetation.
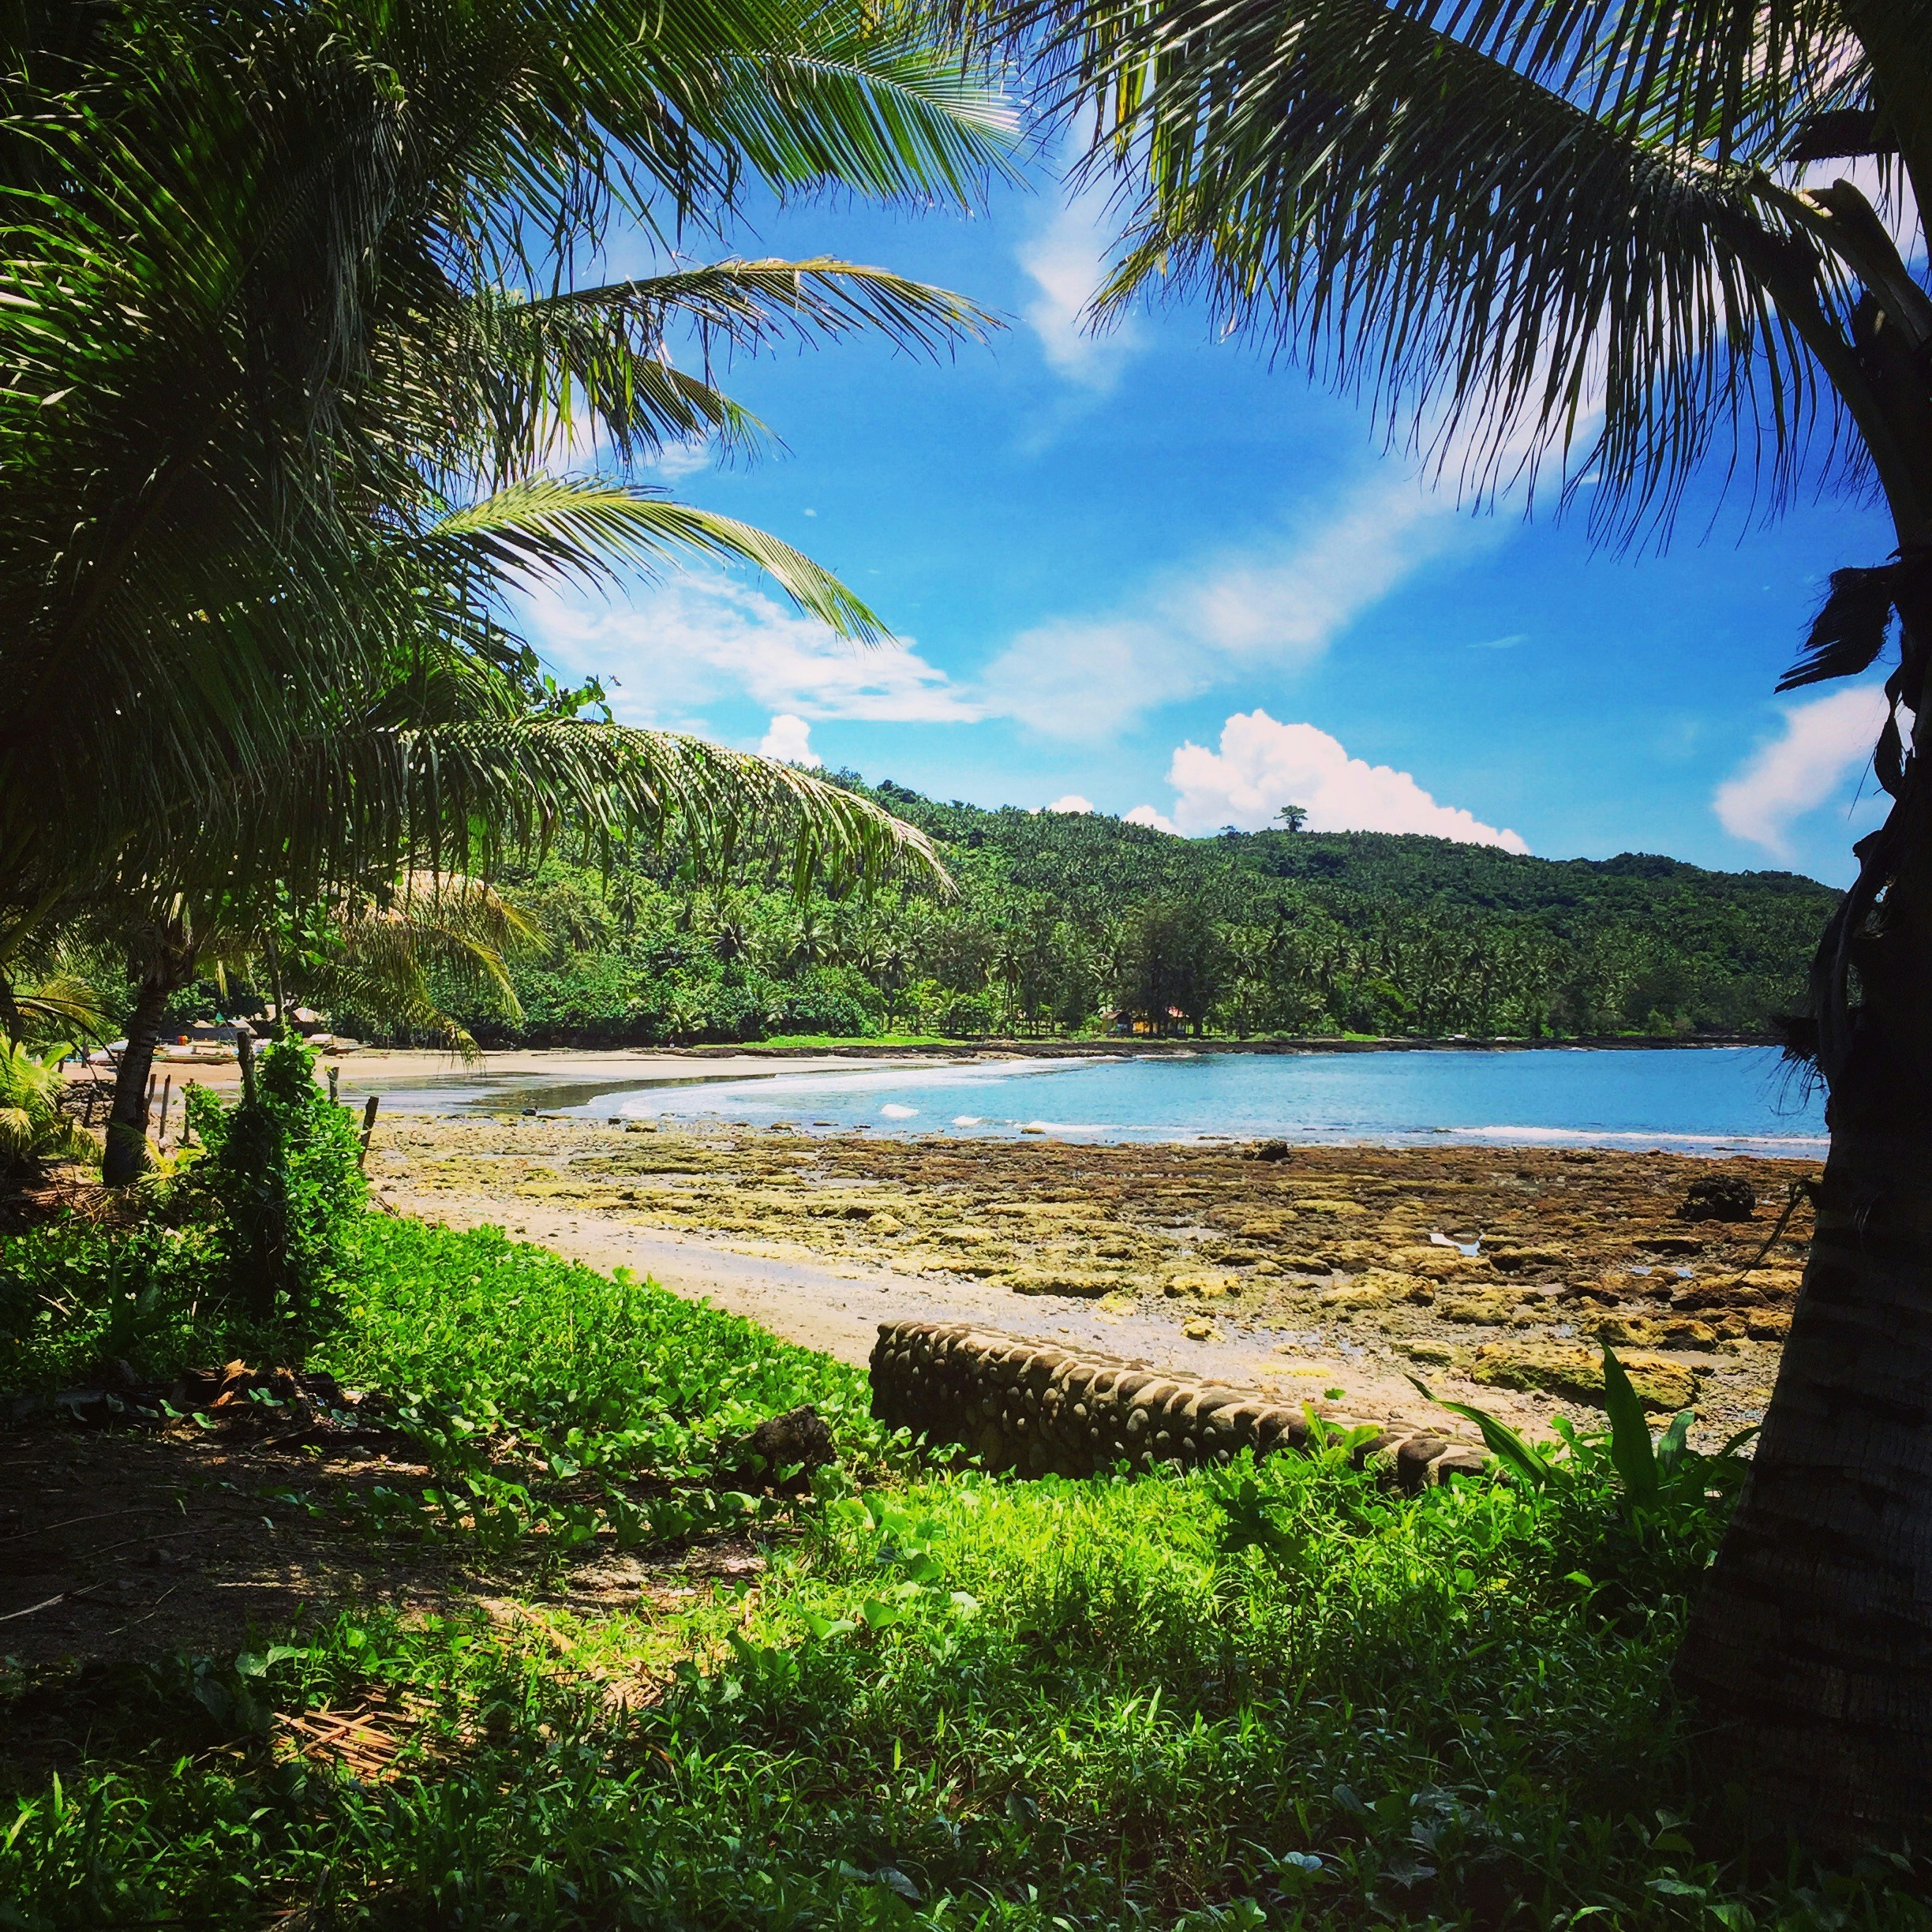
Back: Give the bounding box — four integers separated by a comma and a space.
254, 778, 1837, 1047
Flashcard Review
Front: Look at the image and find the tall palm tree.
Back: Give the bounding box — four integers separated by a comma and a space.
4, 0, 1006, 1166
0, 0, 1009, 949
1006, 0, 1932, 1841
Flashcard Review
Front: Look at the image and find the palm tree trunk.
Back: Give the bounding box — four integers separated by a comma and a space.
103, 926, 197, 1185
1672, 1119, 1932, 1847
103, 978, 173, 1184
1672, 562, 1932, 1848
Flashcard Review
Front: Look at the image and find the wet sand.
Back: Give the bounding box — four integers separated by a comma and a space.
372, 1113, 1814, 1444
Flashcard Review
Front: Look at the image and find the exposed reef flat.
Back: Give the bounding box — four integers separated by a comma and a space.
373, 1114, 1814, 1445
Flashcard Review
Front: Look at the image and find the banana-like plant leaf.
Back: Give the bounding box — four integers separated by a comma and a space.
1599, 1346, 1659, 1507
1406, 1374, 1552, 1489
1654, 1410, 1695, 1481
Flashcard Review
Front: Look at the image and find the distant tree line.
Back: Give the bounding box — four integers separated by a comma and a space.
159, 777, 1829, 1048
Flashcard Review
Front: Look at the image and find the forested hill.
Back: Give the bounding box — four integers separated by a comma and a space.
834, 778, 1833, 1040
869, 779, 1831, 933
377, 775, 1839, 1049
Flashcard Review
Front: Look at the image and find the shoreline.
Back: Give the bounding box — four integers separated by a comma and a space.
652, 1033, 1780, 1058
106, 1032, 1781, 1095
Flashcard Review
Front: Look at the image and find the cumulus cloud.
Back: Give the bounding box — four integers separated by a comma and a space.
1158, 710, 1529, 850
1045, 793, 1095, 813
979, 469, 1498, 739
1125, 803, 1178, 834
526, 575, 980, 727
759, 713, 822, 766
1713, 685, 1889, 858
1017, 188, 1143, 391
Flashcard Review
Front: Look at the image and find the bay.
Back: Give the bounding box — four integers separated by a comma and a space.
365, 1045, 1826, 1157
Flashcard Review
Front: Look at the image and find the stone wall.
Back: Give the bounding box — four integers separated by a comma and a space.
869, 1320, 1486, 1490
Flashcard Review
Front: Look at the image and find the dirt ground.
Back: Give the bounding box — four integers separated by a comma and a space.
374, 1114, 1814, 1447
0, 1416, 767, 1675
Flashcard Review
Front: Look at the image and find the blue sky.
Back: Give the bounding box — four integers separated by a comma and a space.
525, 174, 1899, 889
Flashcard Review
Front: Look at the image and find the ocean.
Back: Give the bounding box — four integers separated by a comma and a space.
355, 1045, 1827, 1157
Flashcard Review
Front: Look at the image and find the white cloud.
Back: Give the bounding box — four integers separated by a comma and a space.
759, 713, 822, 766
979, 469, 1495, 739
646, 440, 713, 482
1158, 710, 1529, 850
1713, 684, 1889, 859
1045, 793, 1094, 813
1017, 186, 1143, 391
1470, 632, 1527, 650
526, 575, 981, 727
1125, 803, 1178, 834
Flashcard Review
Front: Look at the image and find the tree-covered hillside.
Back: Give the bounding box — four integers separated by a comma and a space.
212, 775, 1825, 1050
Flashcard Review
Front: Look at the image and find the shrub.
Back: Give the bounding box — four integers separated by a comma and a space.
775, 965, 877, 1039
0, 1038, 96, 1174
183, 1038, 365, 1320
0, 1219, 225, 1391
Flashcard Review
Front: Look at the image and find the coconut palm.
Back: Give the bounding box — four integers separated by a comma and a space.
0, 0, 1009, 944
1007, 0, 1932, 1841
5, 0, 1004, 1167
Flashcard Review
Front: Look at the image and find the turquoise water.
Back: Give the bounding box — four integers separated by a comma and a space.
376, 1046, 1826, 1156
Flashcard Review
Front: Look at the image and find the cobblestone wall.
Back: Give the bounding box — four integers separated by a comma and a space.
869, 1320, 1485, 1488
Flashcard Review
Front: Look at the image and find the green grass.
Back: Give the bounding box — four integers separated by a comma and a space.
3, 1214, 1927, 1929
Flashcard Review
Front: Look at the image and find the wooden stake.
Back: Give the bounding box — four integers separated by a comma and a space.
156, 1075, 172, 1149
358, 1094, 380, 1166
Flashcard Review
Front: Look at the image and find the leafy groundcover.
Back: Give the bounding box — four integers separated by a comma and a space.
2, 1211, 1926, 1930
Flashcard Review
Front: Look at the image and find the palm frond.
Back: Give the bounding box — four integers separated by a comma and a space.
11, 975, 113, 1043
301, 873, 540, 1062
536, 258, 998, 356
422, 475, 890, 640
1778, 564, 1899, 691
701, 13, 1023, 206
1009, 0, 1887, 536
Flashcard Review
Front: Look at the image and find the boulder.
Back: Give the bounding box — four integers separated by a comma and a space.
1681, 1175, 1758, 1222
739, 1404, 837, 1479
1007, 1266, 1118, 1297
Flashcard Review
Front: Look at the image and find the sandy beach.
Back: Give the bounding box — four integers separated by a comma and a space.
116, 1043, 947, 1091
368, 1108, 1813, 1444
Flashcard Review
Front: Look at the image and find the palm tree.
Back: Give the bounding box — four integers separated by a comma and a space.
5, 0, 1004, 1168
84, 874, 529, 1181
0, 0, 1008, 960
1007, 0, 1932, 1842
